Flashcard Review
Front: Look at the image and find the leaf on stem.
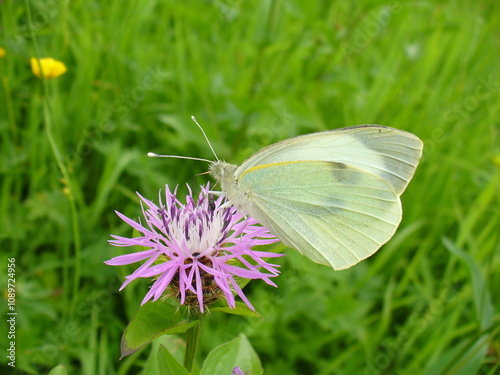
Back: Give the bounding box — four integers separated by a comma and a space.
121, 300, 200, 358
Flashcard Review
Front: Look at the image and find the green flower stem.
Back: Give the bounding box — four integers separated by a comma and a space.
184, 314, 205, 373
24, 0, 82, 319
0, 64, 17, 145
42, 100, 82, 315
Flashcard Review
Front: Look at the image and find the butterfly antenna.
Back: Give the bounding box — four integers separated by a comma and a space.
147, 153, 212, 163
191, 116, 219, 161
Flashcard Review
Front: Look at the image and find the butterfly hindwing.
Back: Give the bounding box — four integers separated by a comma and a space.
237, 160, 402, 269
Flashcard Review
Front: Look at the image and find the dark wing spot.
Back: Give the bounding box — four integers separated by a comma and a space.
332, 162, 347, 170
330, 162, 361, 185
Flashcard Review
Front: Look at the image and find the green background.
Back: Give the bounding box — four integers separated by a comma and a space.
0, 0, 498, 374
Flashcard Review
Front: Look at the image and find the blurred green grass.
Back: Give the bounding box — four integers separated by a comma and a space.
0, 0, 498, 374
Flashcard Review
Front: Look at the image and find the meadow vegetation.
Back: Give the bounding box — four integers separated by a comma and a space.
0, 0, 498, 374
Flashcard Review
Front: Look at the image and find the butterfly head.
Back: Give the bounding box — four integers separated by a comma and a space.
209, 160, 237, 182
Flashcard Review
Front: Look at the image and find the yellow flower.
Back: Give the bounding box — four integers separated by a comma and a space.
30, 57, 67, 79
0, 48, 6, 58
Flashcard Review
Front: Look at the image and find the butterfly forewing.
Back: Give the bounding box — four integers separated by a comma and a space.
235, 126, 423, 195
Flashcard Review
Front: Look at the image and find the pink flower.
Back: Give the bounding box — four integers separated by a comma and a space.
105, 184, 283, 312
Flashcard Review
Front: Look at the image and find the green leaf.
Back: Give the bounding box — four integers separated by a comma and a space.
455, 173, 499, 248
48, 364, 68, 375
423, 335, 489, 375
141, 335, 186, 375
157, 344, 191, 375
210, 301, 262, 319
435, 237, 494, 374
200, 334, 262, 375
121, 300, 200, 358
443, 237, 493, 330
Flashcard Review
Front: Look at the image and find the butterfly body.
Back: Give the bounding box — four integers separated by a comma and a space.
210, 125, 423, 270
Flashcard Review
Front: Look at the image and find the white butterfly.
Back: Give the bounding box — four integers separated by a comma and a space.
151, 121, 423, 270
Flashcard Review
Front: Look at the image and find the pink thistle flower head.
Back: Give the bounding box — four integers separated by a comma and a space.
105, 183, 283, 312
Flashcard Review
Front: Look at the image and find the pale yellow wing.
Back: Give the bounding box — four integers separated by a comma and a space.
235, 126, 423, 196
237, 160, 402, 270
